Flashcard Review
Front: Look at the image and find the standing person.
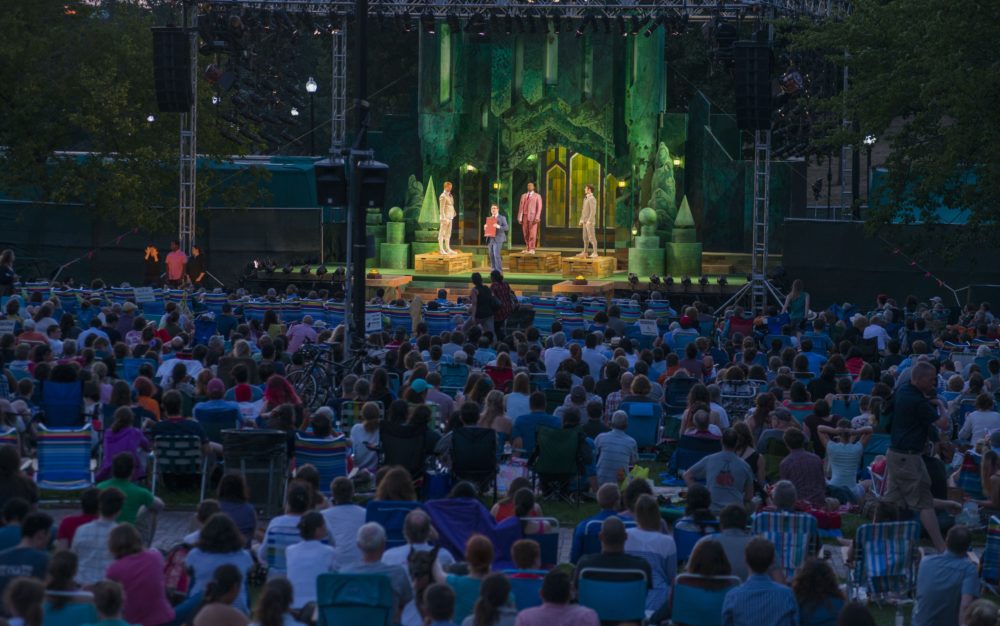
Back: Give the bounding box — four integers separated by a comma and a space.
186, 246, 206, 288
577, 184, 598, 258
489, 271, 517, 337
885, 361, 950, 552
516, 182, 542, 254
439, 181, 457, 255
721, 538, 798, 626
142, 245, 160, 287
781, 279, 810, 329
484, 205, 508, 273
164, 241, 187, 289
0, 249, 17, 297
465, 273, 495, 334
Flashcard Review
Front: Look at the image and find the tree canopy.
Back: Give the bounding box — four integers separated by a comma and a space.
795, 0, 1000, 254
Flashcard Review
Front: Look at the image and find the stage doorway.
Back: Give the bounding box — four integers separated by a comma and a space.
511, 148, 616, 250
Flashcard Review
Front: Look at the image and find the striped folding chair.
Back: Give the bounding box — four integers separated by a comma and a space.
580, 299, 606, 323
108, 287, 133, 305
0, 428, 19, 454
202, 292, 228, 313
141, 294, 166, 319
327, 300, 347, 328
280, 299, 303, 323
530, 298, 558, 335
981, 516, 1000, 594
53, 290, 81, 316
163, 289, 187, 306
339, 401, 383, 431
301, 299, 328, 325
646, 300, 675, 322
558, 316, 586, 336
295, 435, 349, 496
382, 306, 413, 334
752, 511, 818, 579
618, 303, 642, 325
24, 282, 51, 302
244, 300, 268, 322
847, 520, 921, 602
34, 425, 94, 496
262, 518, 308, 576
957, 452, 985, 500
423, 309, 453, 337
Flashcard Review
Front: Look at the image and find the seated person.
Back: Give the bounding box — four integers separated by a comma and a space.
574, 517, 652, 600
778, 428, 827, 509
673, 484, 718, 533
510, 391, 559, 459
97, 454, 164, 525
817, 420, 872, 504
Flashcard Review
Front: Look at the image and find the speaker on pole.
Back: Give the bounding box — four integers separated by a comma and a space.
734, 42, 772, 132
152, 26, 193, 113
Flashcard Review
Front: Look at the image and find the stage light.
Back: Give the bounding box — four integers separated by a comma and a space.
505, 15, 513, 35
467, 13, 486, 36
644, 15, 662, 37
681, 276, 692, 287
617, 15, 627, 36
665, 275, 674, 285
576, 15, 596, 38
550, 14, 560, 33
329, 12, 342, 34
628, 273, 639, 289
864, 134, 877, 146
672, 158, 682, 166
527, 154, 538, 162
211, 95, 220, 105
631, 15, 648, 36
316, 265, 328, 276
699, 275, 709, 286
300, 265, 311, 275
305, 77, 317, 94
649, 275, 661, 286
146, 114, 155, 123
421, 12, 436, 34
399, 12, 414, 33
465, 164, 477, 172
718, 276, 728, 286
282, 263, 294, 274
290, 107, 300, 117
617, 180, 627, 188
631, 226, 638, 236
492, 181, 501, 190
447, 14, 460, 33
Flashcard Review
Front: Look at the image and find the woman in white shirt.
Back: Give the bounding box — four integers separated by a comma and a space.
504, 373, 531, 422
625, 494, 676, 622
958, 393, 1000, 444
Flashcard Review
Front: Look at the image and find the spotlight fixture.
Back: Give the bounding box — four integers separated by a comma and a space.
466, 12, 486, 36
447, 14, 460, 33
290, 107, 300, 117
644, 15, 663, 37
617, 15, 627, 36
264, 259, 277, 274
664, 275, 674, 286
718, 276, 728, 286
505, 15, 513, 35
421, 12, 435, 34
628, 273, 640, 289
699, 275, 709, 286
649, 275, 661, 286
316, 265, 328, 276
146, 114, 156, 123
282, 263, 294, 274
550, 14, 560, 33
576, 14, 596, 37
300, 265, 311, 275
631, 15, 648, 36
681, 275, 692, 287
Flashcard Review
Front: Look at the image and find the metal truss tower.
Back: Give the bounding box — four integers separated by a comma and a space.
179, 2, 198, 254
331, 27, 347, 153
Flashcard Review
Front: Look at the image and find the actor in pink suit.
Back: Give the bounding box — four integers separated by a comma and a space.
517, 181, 543, 253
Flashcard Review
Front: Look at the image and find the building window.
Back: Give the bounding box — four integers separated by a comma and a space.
544, 34, 558, 85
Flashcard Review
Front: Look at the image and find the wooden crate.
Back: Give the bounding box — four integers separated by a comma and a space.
414, 252, 473, 274
560, 255, 617, 278
508, 251, 561, 273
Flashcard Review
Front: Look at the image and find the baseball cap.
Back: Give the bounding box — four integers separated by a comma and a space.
410, 378, 429, 394
206, 378, 225, 395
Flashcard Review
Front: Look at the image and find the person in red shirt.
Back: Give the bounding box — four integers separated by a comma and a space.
164, 240, 188, 288
55, 488, 99, 550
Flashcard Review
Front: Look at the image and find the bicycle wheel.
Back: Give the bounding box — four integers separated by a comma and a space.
287, 369, 324, 411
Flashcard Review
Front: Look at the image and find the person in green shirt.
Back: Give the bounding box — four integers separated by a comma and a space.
82, 580, 133, 626
97, 453, 163, 525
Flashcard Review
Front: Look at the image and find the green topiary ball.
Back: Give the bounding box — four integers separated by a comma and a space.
638, 206, 657, 226
387, 206, 404, 222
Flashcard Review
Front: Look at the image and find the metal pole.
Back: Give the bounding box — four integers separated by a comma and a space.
309, 92, 316, 155
349, 0, 369, 349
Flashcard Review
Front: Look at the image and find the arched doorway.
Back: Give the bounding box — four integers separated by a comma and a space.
510, 148, 616, 250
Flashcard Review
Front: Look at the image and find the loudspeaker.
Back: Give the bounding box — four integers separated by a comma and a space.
152, 27, 193, 113
314, 157, 348, 208
357, 160, 389, 210
734, 42, 772, 132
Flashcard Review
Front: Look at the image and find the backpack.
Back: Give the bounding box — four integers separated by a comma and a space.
163, 543, 192, 597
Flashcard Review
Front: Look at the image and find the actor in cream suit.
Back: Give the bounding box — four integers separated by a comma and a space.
438, 181, 456, 255
578, 184, 598, 258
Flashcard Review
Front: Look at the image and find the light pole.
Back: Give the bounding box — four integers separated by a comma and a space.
306, 76, 318, 155
863, 134, 876, 206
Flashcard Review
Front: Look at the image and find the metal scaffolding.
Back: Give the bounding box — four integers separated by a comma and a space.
330, 27, 347, 153
179, 3, 198, 254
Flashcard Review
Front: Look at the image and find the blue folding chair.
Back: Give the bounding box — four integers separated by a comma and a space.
619, 401, 663, 451
34, 425, 94, 495
294, 435, 348, 496
316, 573, 393, 626
193, 406, 241, 445
439, 363, 470, 397
668, 436, 721, 476
577, 567, 648, 623
663, 377, 697, 414
522, 517, 560, 567
670, 574, 741, 626
675, 524, 719, 564
40, 381, 83, 428
193, 318, 217, 346
580, 517, 636, 561
261, 518, 307, 576
365, 501, 423, 549
503, 571, 546, 610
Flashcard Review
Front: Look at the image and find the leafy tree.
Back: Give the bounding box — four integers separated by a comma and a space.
793, 0, 1000, 255
0, 0, 263, 234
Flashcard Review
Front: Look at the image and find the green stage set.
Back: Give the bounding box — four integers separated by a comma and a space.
328, 25, 801, 287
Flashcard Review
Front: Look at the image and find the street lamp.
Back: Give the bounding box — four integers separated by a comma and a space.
305, 76, 318, 155
863, 134, 876, 204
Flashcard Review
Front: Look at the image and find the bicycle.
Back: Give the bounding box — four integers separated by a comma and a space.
287, 342, 384, 411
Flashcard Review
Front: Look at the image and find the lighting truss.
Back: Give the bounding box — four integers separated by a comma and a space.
201, 1, 847, 22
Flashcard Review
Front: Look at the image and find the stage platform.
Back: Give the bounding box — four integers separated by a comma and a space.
246, 263, 749, 304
